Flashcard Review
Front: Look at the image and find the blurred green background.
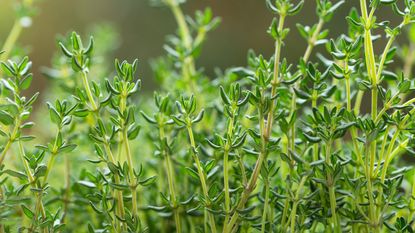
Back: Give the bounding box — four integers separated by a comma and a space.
0, 0, 402, 92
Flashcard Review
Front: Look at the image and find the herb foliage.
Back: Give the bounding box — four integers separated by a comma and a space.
2, 0, 415, 232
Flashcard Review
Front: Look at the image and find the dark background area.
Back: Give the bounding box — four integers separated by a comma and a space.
0, 0, 402, 92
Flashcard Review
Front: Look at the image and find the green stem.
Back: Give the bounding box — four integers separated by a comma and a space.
377, 135, 407, 223
376, 35, 396, 82
43, 153, 57, 185
123, 128, 138, 218
166, 0, 192, 52
62, 153, 71, 222
0, 183, 4, 233
328, 186, 339, 233
344, 58, 352, 112
43, 128, 62, 186
303, 19, 325, 62
260, 179, 270, 233
354, 91, 364, 114
288, 176, 307, 233
380, 130, 400, 184
166, 0, 197, 94
374, 126, 391, 177
118, 94, 138, 219
409, 172, 415, 223
225, 152, 266, 233
0, 116, 22, 166
312, 96, 318, 162
360, 1, 380, 229
325, 142, 339, 232
103, 143, 126, 231
81, 71, 98, 111
345, 60, 364, 176
237, 153, 247, 187
371, 33, 399, 123
404, 43, 415, 78
268, 192, 274, 233
223, 116, 235, 231
159, 126, 181, 233
18, 140, 47, 231
289, 17, 326, 155
185, 124, 217, 233
224, 14, 286, 233
223, 148, 230, 229
265, 15, 285, 138
281, 198, 290, 230
0, 140, 12, 167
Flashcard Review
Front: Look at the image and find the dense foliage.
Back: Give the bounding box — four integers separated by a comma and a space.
2, 0, 415, 232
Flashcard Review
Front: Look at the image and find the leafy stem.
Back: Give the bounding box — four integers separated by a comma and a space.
0, 117, 21, 166
42, 128, 61, 185
185, 122, 217, 233
165, 0, 196, 93
325, 141, 340, 232
81, 70, 98, 111
18, 140, 46, 219
120, 96, 139, 218
303, 18, 325, 62
225, 11, 287, 233
266, 14, 285, 138
359, 0, 378, 227
260, 177, 270, 233
159, 125, 181, 233
288, 175, 307, 233
223, 115, 235, 230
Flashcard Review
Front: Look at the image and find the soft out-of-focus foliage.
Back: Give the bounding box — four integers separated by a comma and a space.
2, 0, 415, 233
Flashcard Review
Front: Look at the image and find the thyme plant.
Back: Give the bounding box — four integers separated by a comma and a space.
2, 0, 415, 232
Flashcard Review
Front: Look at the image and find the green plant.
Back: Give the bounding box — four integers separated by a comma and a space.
3, 0, 415, 232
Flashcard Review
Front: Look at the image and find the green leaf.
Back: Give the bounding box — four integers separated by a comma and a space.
185, 167, 199, 180
219, 86, 231, 105
296, 23, 309, 39
88, 224, 95, 233
288, 0, 304, 15
293, 88, 311, 100
1, 62, 16, 76
3, 169, 28, 180
127, 124, 141, 140
34, 165, 47, 178
58, 42, 73, 57
140, 111, 157, 124
19, 74, 33, 90
58, 144, 77, 153
109, 182, 130, 191
398, 80, 411, 93
48, 105, 61, 125
19, 135, 36, 141
21, 205, 34, 219
206, 139, 221, 149
25, 92, 40, 107
192, 109, 205, 124
0, 110, 14, 125
139, 176, 157, 186
84, 36, 94, 55
89, 202, 103, 214
303, 132, 321, 143
71, 31, 82, 51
